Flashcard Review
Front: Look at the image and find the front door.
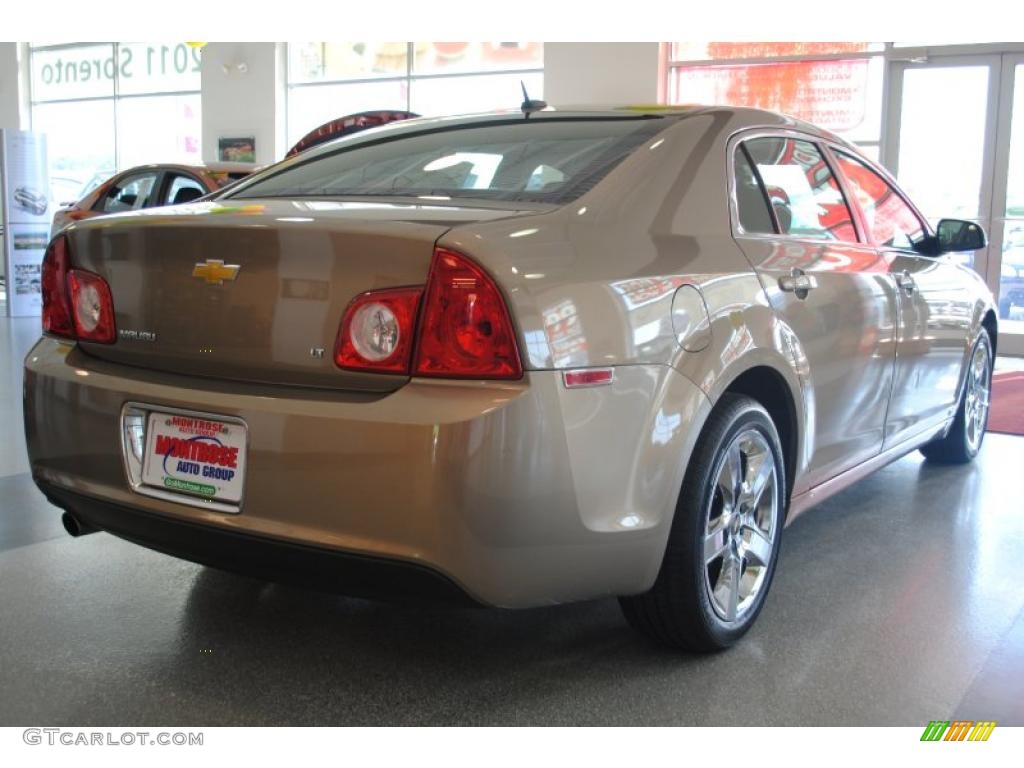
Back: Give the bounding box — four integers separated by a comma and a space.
885, 252, 976, 442
829, 148, 973, 445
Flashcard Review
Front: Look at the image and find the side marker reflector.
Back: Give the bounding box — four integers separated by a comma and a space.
562, 368, 614, 388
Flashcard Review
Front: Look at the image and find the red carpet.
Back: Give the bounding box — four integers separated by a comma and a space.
988, 372, 1024, 436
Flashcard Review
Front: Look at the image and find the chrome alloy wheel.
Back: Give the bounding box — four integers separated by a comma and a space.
964, 339, 992, 452
703, 429, 779, 623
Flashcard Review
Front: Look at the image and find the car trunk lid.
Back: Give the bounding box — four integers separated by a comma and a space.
65, 198, 533, 392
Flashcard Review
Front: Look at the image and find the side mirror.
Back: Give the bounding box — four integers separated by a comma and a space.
936, 218, 986, 253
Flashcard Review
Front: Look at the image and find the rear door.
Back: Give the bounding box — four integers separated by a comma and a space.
731, 133, 899, 493
829, 149, 974, 446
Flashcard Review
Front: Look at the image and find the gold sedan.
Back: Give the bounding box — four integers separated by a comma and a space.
24, 106, 997, 650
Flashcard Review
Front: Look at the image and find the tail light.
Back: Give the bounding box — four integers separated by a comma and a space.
335, 288, 422, 373
334, 247, 522, 380
413, 248, 522, 379
41, 235, 73, 338
41, 234, 116, 344
68, 269, 116, 343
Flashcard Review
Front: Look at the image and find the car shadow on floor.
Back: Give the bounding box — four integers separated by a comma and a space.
158, 564, 728, 724
145, 452, 995, 725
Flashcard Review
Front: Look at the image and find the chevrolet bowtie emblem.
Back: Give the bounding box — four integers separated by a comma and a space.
192, 259, 240, 285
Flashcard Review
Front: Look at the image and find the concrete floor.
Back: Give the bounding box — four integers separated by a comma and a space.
1, 312, 1023, 726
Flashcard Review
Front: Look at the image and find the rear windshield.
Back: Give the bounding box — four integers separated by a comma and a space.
230, 117, 671, 205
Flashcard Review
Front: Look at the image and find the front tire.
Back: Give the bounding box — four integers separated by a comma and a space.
620, 394, 786, 652
920, 332, 993, 464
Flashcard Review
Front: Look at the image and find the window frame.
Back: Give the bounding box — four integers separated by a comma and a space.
727, 128, 865, 246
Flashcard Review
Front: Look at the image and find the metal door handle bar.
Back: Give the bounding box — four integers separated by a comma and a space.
778, 268, 816, 299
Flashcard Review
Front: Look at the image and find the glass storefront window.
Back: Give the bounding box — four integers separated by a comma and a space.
29, 42, 203, 209
30, 44, 116, 101
115, 93, 202, 168
412, 42, 543, 74
669, 42, 882, 61
409, 72, 543, 117
286, 42, 543, 152
667, 56, 884, 144
114, 42, 201, 96
287, 80, 409, 147
665, 43, 886, 157
30, 99, 116, 203
287, 42, 409, 83
30, 43, 200, 100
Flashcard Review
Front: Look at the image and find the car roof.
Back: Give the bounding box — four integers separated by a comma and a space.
110, 162, 256, 177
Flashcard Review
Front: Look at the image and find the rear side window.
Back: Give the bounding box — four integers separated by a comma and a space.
164, 174, 206, 205
99, 172, 159, 213
744, 137, 858, 243
232, 118, 671, 205
832, 151, 927, 250
734, 147, 775, 235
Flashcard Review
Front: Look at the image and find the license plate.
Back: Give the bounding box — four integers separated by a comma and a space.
140, 411, 247, 503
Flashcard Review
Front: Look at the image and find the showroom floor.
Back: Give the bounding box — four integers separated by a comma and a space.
1, 311, 1023, 726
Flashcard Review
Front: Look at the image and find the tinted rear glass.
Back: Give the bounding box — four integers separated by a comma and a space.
232, 118, 672, 205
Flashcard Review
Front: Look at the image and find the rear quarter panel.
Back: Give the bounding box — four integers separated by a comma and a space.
442, 109, 811, 487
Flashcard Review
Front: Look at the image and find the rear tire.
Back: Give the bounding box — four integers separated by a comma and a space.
619, 393, 786, 652
920, 333, 993, 464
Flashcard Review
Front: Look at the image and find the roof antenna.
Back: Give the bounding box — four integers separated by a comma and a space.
520, 80, 547, 118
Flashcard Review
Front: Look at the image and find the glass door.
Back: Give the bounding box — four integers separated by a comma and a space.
886, 53, 1024, 355
885, 55, 1001, 276
992, 55, 1024, 354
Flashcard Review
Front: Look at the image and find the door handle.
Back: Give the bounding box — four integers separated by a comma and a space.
895, 270, 916, 295
778, 268, 816, 300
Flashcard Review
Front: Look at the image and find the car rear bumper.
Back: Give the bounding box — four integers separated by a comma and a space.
39, 480, 479, 605
24, 338, 711, 608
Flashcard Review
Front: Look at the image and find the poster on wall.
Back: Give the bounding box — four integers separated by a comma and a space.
218, 137, 256, 163
8, 226, 48, 314
1, 130, 51, 317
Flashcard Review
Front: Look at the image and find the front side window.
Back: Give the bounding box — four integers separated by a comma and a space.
99, 172, 159, 213
743, 137, 858, 242
232, 118, 671, 205
164, 174, 206, 205
832, 151, 926, 251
